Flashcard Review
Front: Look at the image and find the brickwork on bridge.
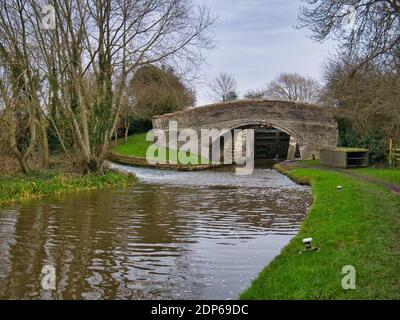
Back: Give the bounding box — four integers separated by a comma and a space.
152, 100, 338, 160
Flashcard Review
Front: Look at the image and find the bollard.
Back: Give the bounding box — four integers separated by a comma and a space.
303, 238, 313, 251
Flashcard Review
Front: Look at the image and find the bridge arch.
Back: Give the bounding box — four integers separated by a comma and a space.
152, 99, 338, 161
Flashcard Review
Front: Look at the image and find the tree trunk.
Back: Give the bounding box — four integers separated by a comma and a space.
6, 108, 36, 174
38, 116, 49, 168
18, 156, 30, 174
124, 119, 130, 143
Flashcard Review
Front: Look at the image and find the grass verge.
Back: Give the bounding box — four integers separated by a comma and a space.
241, 164, 400, 299
113, 133, 205, 164
0, 171, 134, 205
354, 167, 400, 185
113, 133, 153, 158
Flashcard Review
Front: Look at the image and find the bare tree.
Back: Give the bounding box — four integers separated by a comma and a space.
0, 0, 215, 173
264, 73, 321, 104
208, 73, 239, 102
298, 0, 400, 69
118, 91, 136, 144
0, 0, 45, 172
299, 1, 400, 162
243, 89, 265, 99
322, 56, 400, 161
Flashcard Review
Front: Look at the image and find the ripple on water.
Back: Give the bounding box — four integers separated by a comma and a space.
0, 163, 311, 299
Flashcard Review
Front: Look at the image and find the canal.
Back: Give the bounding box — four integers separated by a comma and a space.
0, 164, 311, 299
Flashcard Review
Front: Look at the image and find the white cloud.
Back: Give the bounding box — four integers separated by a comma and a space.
194, 0, 336, 105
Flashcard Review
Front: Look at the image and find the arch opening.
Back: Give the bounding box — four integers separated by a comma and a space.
210, 124, 301, 165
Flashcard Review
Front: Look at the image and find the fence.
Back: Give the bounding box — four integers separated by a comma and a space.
389, 139, 400, 167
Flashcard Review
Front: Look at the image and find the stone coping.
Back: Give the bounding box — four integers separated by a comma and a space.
107, 152, 227, 171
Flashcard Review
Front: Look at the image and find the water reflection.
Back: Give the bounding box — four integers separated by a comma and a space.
0, 165, 311, 299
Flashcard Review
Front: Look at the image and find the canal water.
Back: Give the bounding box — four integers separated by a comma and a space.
0, 164, 311, 300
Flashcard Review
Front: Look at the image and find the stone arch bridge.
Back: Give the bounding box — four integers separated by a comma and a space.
152, 100, 338, 160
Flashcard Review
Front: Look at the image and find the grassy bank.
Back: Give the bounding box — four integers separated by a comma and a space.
113, 133, 204, 164
113, 133, 153, 158
0, 171, 134, 205
241, 164, 400, 299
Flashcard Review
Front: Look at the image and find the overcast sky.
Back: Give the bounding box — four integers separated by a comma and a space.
194, 0, 337, 106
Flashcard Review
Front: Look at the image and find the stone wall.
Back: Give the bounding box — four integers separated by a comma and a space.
152, 99, 338, 160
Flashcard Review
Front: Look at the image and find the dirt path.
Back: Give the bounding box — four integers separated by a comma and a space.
282, 161, 400, 196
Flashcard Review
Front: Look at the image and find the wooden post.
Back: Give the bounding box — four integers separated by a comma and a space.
389, 138, 393, 167
395, 148, 400, 166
